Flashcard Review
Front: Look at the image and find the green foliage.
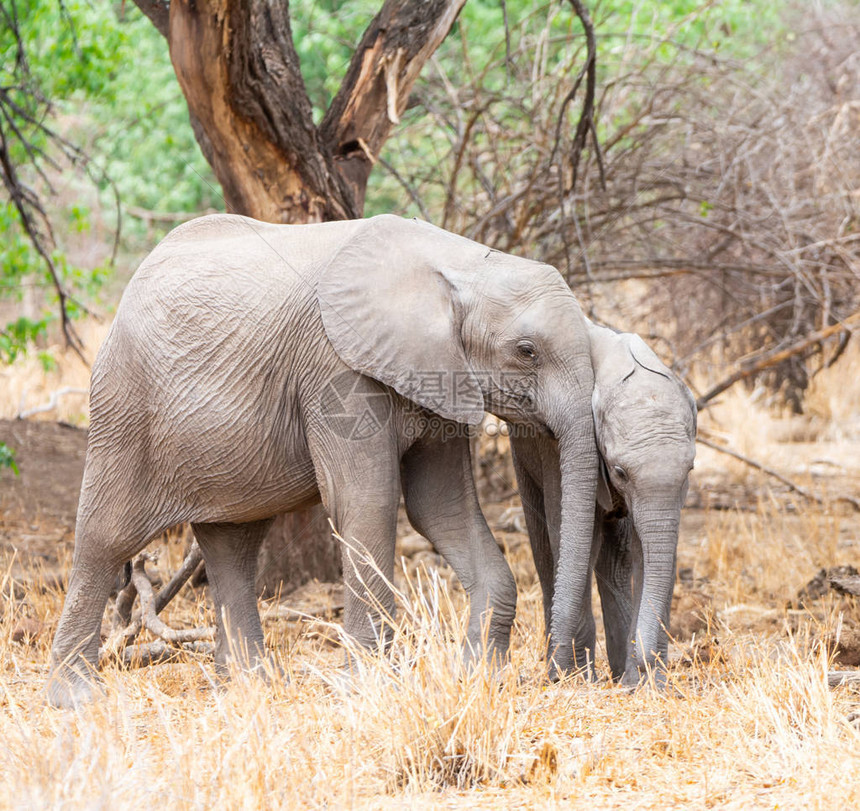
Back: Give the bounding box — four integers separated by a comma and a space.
37, 350, 56, 372
3, 0, 221, 216
0, 442, 19, 476
0, 315, 49, 363
0, 0, 222, 363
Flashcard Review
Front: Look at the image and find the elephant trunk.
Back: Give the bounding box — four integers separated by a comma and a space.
625, 502, 680, 685
547, 410, 599, 676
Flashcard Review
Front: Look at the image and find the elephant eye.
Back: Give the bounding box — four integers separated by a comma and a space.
516, 340, 537, 361
613, 465, 628, 482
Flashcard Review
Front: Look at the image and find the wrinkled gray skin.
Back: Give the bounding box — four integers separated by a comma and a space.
47, 213, 599, 708
511, 321, 696, 685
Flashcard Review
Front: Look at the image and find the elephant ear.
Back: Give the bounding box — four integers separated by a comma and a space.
318, 215, 485, 424
596, 456, 615, 512
627, 334, 671, 379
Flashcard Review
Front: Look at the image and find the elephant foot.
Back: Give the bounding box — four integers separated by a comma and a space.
620, 665, 668, 690
214, 648, 281, 685
45, 669, 103, 709
462, 637, 510, 673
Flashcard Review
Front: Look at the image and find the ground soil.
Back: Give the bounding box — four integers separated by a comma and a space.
0, 419, 87, 564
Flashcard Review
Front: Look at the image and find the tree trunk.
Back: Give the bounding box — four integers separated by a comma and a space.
133, 0, 467, 594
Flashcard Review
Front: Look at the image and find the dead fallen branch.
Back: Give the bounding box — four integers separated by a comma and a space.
103, 541, 213, 664
130, 556, 214, 644
696, 434, 860, 512
112, 640, 215, 669
827, 671, 860, 688
153, 541, 204, 614
831, 575, 860, 598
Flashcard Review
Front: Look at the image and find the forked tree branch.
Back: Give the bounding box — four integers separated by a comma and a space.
132, 0, 169, 38
553, 0, 605, 191
106, 542, 212, 657
130, 556, 214, 643
135, 0, 467, 221
318, 0, 468, 213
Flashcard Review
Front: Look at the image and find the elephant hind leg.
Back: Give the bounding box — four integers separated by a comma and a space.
401, 436, 517, 664
47, 516, 156, 708
192, 519, 273, 676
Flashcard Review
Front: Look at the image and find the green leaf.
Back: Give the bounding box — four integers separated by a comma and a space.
0, 443, 19, 476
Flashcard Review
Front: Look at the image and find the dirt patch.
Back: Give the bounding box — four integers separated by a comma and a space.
0, 419, 86, 562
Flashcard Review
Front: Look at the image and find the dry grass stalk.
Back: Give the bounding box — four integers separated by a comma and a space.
4, 525, 860, 807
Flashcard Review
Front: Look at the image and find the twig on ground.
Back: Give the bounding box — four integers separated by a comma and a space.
111, 640, 215, 669
827, 670, 860, 688
696, 434, 860, 511
830, 574, 860, 597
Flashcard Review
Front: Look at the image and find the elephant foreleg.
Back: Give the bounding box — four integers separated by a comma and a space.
594, 513, 637, 681
401, 435, 517, 663
513, 459, 555, 639
307, 424, 401, 659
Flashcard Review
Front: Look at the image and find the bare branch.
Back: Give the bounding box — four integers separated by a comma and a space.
16, 387, 88, 419
107, 542, 211, 652
0, 116, 87, 363
697, 434, 860, 511
131, 557, 215, 644
154, 541, 204, 614
106, 640, 215, 669
828, 671, 860, 688
554, 0, 605, 192
377, 157, 431, 221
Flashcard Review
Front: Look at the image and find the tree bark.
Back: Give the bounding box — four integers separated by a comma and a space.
133, 0, 467, 593
163, 0, 467, 223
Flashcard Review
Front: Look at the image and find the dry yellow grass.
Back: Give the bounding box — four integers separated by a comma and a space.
3, 538, 860, 809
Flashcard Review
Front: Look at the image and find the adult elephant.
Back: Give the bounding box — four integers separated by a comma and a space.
512, 321, 697, 685
47, 214, 599, 707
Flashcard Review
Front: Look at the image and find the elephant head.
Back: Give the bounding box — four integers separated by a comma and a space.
318, 215, 599, 668
589, 321, 697, 684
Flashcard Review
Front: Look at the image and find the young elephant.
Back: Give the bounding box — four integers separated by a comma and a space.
47, 213, 601, 707
511, 321, 697, 684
